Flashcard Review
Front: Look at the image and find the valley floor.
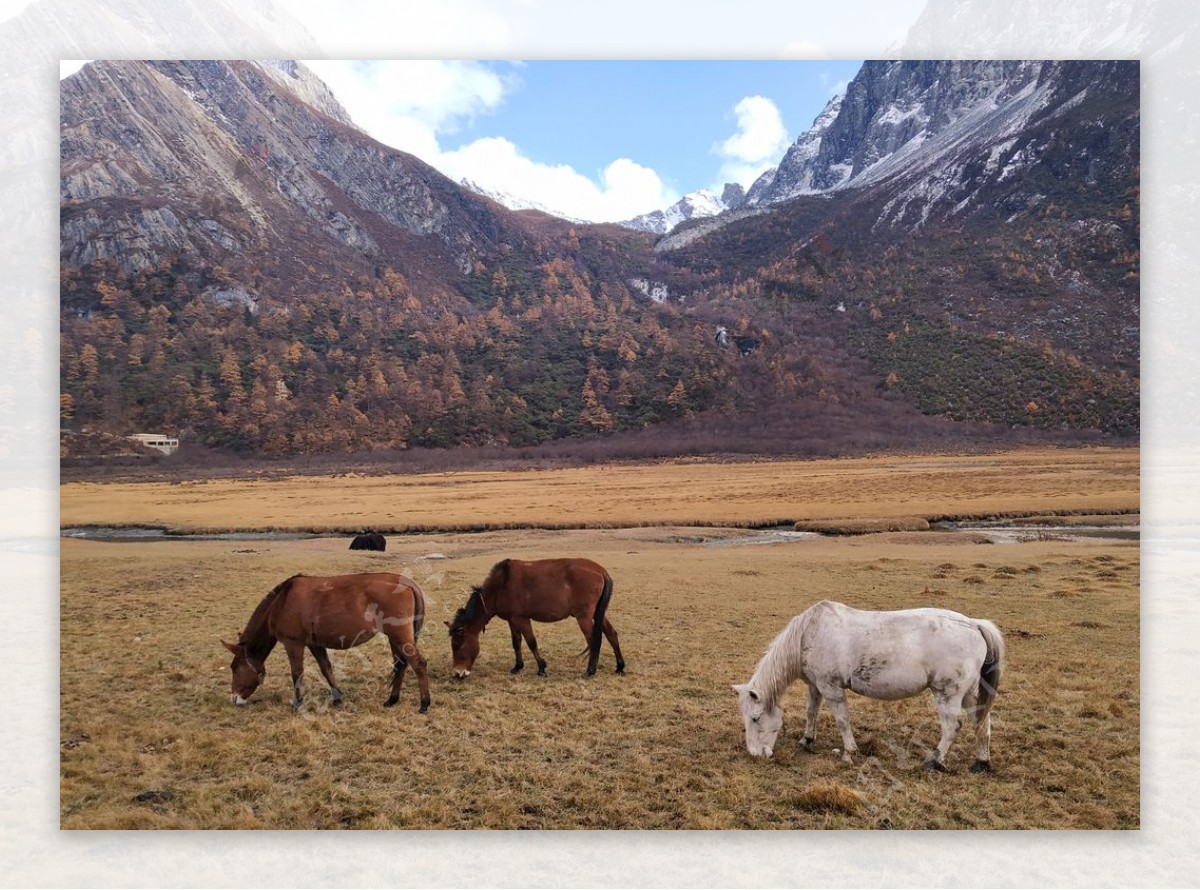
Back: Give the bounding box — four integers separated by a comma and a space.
58, 448, 1142, 834
59, 446, 1138, 534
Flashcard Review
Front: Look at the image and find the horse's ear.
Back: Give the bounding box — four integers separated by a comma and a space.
443, 620, 451, 628
732, 683, 747, 696
221, 639, 239, 654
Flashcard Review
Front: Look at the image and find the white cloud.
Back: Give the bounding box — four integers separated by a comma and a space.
440, 137, 676, 222
302, 60, 674, 222
714, 95, 791, 188
304, 61, 510, 156
819, 71, 851, 97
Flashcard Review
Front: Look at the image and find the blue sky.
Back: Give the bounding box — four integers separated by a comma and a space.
439, 61, 863, 194
304, 59, 864, 221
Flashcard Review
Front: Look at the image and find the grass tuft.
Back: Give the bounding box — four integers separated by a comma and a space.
793, 782, 867, 814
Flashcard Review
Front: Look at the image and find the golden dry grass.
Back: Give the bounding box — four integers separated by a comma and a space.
61, 522, 1139, 829
793, 782, 867, 815
59, 446, 1138, 533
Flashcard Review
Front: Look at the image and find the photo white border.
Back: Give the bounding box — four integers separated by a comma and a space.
7, 0, 1197, 885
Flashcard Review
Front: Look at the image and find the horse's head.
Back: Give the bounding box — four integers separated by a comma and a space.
445, 594, 483, 679
222, 639, 266, 705
732, 683, 783, 757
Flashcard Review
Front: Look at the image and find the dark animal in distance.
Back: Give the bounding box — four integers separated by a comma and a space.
222, 572, 430, 712
734, 336, 761, 356
714, 325, 760, 356
446, 557, 625, 679
349, 532, 386, 551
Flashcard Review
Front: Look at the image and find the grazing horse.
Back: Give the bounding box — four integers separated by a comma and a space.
349, 532, 386, 551
222, 572, 430, 712
733, 600, 1004, 772
446, 558, 625, 679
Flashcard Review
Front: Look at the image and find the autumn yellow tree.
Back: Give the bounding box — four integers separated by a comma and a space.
580, 379, 613, 432
666, 379, 689, 416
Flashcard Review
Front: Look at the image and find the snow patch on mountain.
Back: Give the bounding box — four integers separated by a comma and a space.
630, 278, 671, 303
744, 93, 844, 205
744, 61, 1056, 217
253, 60, 358, 129
459, 178, 590, 224
620, 188, 729, 234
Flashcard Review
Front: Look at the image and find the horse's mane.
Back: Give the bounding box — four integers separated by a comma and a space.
489, 559, 511, 587
450, 586, 486, 632
239, 574, 302, 645
749, 608, 812, 707
450, 561, 510, 632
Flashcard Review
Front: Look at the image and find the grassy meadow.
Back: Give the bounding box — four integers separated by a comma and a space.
59, 448, 1139, 829
60, 447, 1138, 533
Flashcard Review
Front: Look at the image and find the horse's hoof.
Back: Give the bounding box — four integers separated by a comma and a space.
383, 695, 399, 708
537, 665, 547, 676
923, 758, 949, 773
419, 700, 430, 714
615, 664, 626, 675
511, 663, 524, 674
969, 759, 992, 773
799, 738, 814, 752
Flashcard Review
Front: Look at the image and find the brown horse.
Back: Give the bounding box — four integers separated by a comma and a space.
446, 558, 625, 679
222, 572, 430, 712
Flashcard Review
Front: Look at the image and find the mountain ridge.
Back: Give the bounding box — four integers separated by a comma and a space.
59, 58, 1139, 459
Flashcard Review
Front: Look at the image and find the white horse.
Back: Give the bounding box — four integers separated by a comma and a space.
733, 600, 1005, 772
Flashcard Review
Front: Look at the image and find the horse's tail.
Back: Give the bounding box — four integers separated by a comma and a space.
588, 573, 613, 668
411, 582, 426, 643
974, 619, 1006, 715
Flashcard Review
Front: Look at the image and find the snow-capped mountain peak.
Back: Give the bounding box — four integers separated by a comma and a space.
744, 61, 1056, 208
459, 178, 590, 224
744, 92, 844, 204
620, 187, 734, 235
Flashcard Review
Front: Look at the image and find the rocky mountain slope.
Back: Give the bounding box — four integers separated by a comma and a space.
61, 60, 544, 295
59, 58, 1139, 459
742, 93, 844, 205
648, 59, 1138, 434
725, 60, 1136, 226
